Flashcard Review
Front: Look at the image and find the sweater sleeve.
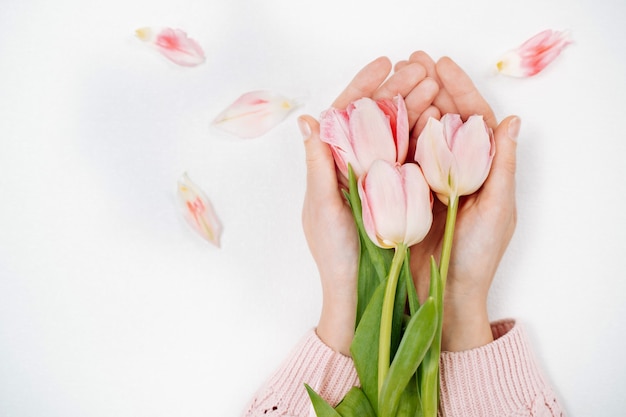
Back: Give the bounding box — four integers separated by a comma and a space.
439, 319, 565, 417
243, 321, 564, 417
243, 329, 359, 417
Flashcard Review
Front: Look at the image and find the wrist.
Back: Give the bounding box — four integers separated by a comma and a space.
441, 295, 493, 352
316, 293, 356, 357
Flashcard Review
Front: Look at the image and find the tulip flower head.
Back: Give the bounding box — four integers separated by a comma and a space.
496, 29, 572, 77
415, 114, 495, 204
358, 160, 433, 249
320, 95, 409, 178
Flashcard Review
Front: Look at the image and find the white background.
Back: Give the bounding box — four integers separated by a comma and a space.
1, 0, 625, 416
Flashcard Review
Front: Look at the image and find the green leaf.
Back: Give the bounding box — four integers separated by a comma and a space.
357, 239, 393, 326
419, 258, 443, 417
305, 384, 342, 417
404, 247, 420, 316
413, 376, 425, 417
391, 255, 408, 361
356, 232, 381, 325
394, 374, 420, 417
351, 279, 386, 412
379, 297, 437, 417
347, 164, 394, 328
335, 387, 377, 417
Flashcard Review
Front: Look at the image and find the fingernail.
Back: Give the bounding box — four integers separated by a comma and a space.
298, 116, 311, 141
508, 116, 521, 142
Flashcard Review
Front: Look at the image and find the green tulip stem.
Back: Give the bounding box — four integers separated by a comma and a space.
378, 242, 407, 396
439, 195, 459, 288
421, 194, 460, 417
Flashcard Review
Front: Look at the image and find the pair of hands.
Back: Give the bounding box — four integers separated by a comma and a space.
298, 52, 521, 356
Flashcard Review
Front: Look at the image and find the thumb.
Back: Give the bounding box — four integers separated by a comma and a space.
298, 115, 340, 202
483, 115, 520, 198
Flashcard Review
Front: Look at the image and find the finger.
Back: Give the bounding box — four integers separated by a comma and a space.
394, 60, 410, 72
481, 116, 520, 200
414, 105, 441, 137
435, 57, 497, 128
298, 115, 341, 203
332, 56, 392, 108
409, 50, 458, 115
403, 77, 439, 130
409, 51, 436, 72
372, 62, 426, 101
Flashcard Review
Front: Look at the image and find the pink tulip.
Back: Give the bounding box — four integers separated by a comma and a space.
136, 27, 206, 67
415, 114, 495, 204
212, 90, 299, 138
496, 29, 572, 77
320, 95, 409, 178
358, 160, 433, 249
177, 173, 222, 247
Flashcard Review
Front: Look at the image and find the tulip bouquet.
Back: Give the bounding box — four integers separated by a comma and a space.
306, 95, 494, 417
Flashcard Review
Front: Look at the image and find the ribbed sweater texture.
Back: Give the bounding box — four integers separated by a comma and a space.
244, 320, 563, 417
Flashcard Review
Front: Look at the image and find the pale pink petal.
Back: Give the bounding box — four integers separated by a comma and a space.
377, 95, 409, 164
451, 115, 495, 196
401, 163, 433, 247
393, 95, 409, 164
358, 160, 406, 248
358, 160, 433, 249
319, 96, 409, 180
415, 117, 455, 199
497, 30, 572, 77
319, 108, 360, 177
137, 27, 205, 67
212, 90, 299, 138
441, 113, 464, 149
416, 114, 495, 204
155, 28, 205, 67
177, 173, 222, 247
348, 98, 397, 174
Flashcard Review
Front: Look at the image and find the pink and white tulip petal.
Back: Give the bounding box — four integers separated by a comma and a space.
496, 30, 572, 77
320, 95, 409, 179
177, 173, 222, 247
136, 27, 205, 67
358, 160, 432, 249
415, 114, 494, 204
212, 91, 299, 138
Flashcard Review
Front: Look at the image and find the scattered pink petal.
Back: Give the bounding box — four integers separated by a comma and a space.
136, 27, 205, 67
177, 173, 222, 247
212, 90, 299, 138
496, 30, 572, 77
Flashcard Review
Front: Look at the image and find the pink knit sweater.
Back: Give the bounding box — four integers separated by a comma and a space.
243, 320, 564, 417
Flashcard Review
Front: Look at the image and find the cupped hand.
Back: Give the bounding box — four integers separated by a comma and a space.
300, 56, 439, 355
398, 53, 521, 351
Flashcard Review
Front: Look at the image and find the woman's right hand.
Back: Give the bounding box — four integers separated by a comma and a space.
300, 56, 439, 356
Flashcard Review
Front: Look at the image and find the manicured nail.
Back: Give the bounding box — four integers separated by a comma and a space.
298, 116, 311, 141
508, 116, 521, 142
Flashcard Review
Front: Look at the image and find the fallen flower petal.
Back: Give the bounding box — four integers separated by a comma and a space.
496, 29, 572, 77
136, 27, 205, 67
212, 91, 299, 138
177, 173, 222, 247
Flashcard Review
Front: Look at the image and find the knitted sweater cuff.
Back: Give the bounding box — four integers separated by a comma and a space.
244, 329, 359, 417
439, 319, 559, 416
